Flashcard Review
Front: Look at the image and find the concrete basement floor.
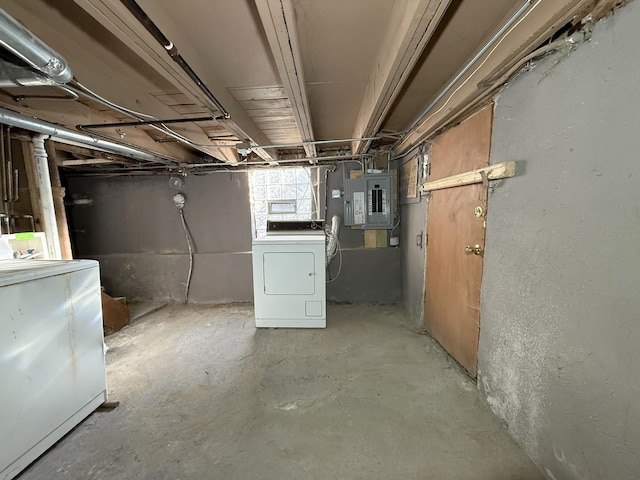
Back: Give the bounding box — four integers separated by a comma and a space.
19, 304, 543, 480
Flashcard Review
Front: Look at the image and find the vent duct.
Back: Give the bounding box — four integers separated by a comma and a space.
0, 107, 179, 166
0, 8, 73, 85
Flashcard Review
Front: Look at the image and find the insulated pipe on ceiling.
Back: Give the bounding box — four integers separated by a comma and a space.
0, 8, 73, 85
0, 107, 179, 166
119, 0, 229, 118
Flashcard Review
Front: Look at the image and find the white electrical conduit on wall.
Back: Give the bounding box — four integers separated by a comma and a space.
398, 0, 539, 149
179, 207, 194, 304
440, 32, 586, 132
172, 192, 194, 304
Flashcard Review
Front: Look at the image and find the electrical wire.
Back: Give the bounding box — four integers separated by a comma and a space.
70, 80, 224, 149
410, 0, 542, 133
12, 85, 79, 102
336, 159, 364, 170
326, 236, 342, 283
390, 210, 401, 235
394, 0, 541, 152
178, 208, 195, 304
71, 80, 154, 119
305, 166, 319, 219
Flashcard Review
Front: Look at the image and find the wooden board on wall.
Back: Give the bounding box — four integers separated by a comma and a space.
364, 229, 387, 248
400, 154, 419, 201
424, 104, 493, 376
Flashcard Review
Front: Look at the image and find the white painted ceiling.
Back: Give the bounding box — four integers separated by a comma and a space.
0, 0, 600, 170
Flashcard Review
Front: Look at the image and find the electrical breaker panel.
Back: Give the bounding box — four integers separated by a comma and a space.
344, 173, 394, 229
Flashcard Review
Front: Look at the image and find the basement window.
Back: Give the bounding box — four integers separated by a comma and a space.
248, 167, 314, 238
268, 200, 297, 214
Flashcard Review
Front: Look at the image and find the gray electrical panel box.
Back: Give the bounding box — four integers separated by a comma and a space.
343, 173, 394, 229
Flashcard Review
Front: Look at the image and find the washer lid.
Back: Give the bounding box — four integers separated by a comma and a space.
253, 233, 326, 245
0, 259, 98, 287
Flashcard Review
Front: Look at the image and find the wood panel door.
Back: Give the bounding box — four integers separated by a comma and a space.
424, 105, 493, 377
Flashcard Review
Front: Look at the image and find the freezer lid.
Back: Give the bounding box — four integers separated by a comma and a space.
0, 259, 99, 286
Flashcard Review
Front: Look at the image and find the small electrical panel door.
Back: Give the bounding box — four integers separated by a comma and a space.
344, 173, 394, 229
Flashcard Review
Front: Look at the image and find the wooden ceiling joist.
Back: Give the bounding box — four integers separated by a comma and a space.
72, 0, 278, 163
61, 158, 121, 166
255, 0, 316, 158
351, 0, 452, 155
394, 0, 597, 155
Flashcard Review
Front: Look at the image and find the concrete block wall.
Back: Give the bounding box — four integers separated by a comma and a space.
67, 167, 401, 304
477, 3, 640, 478
399, 198, 427, 329
68, 173, 254, 303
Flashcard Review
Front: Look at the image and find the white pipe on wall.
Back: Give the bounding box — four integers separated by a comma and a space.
32, 135, 61, 260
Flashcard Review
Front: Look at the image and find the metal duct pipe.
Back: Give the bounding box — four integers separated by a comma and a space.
0, 61, 53, 88
325, 215, 341, 267
0, 8, 73, 84
0, 107, 179, 166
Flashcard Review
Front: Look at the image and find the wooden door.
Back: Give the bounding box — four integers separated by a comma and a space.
424, 105, 493, 377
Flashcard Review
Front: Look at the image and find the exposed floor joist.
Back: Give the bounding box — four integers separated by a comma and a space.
61, 158, 122, 166
72, 0, 278, 163
351, 0, 452, 155
255, 0, 316, 158
53, 143, 134, 164
394, 0, 596, 155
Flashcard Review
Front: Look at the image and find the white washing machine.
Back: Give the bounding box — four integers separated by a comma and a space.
0, 259, 107, 479
252, 226, 326, 328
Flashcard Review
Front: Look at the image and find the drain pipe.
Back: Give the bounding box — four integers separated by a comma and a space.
31, 135, 62, 260
44, 139, 73, 259
0, 8, 73, 85
0, 107, 180, 166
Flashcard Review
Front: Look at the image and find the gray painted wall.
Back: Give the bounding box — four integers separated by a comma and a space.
324, 161, 402, 304
67, 165, 401, 304
68, 173, 254, 303
399, 198, 427, 329
478, 4, 640, 479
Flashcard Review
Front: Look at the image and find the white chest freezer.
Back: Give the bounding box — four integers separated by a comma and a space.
0, 259, 107, 480
252, 232, 326, 328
